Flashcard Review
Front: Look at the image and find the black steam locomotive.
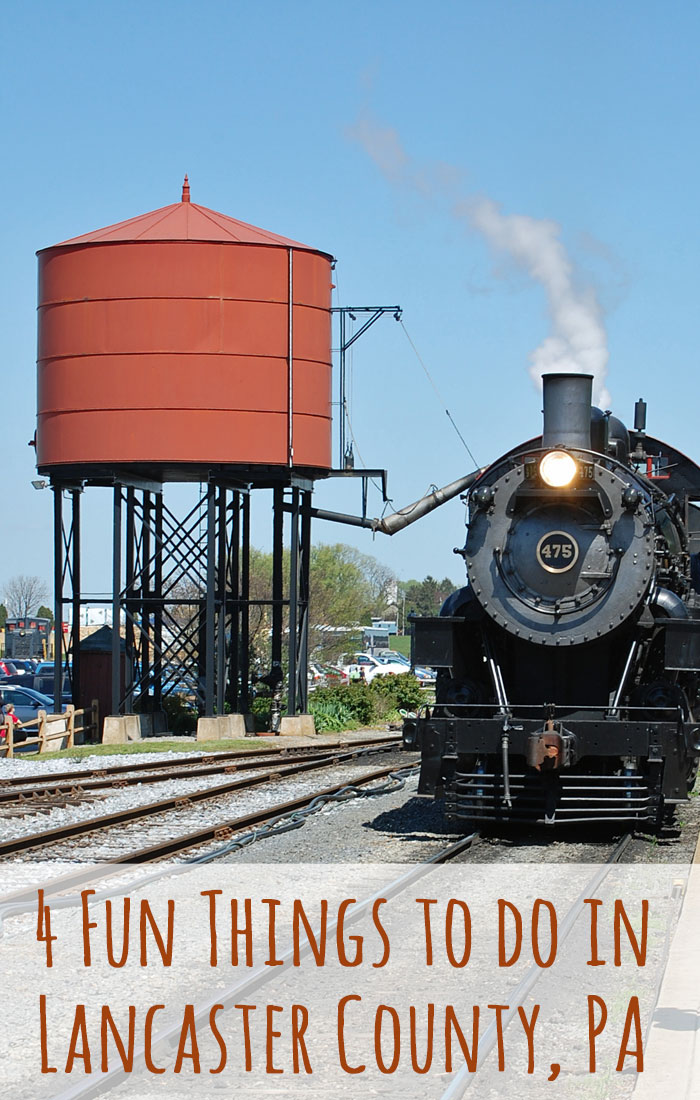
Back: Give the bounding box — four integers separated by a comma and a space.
404, 373, 700, 825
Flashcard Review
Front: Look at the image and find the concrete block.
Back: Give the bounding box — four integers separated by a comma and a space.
40, 736, 68, 753
124, 715, 142, 741
102, 716, 128, 744
197, 715, 247, 741
197, 717, 223, 741
279, 714, 316, 737
40, 718, 68, 753
226, 714, 248, 738
100, 715, 142, 743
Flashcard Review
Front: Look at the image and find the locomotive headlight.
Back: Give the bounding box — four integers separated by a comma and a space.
539, 450, 578, 488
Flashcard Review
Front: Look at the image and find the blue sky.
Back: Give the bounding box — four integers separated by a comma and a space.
3, 0, 699, 597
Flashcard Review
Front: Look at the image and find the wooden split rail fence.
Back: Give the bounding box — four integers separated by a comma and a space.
0, 701, 99, 757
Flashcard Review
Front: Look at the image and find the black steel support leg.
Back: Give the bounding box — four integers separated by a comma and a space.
240, 493, 250, 713
112, 487, 122, 716
271, 486, 284, 674
298, 490, 312, 713
216, 487, 227, 717
70, 489, 81, 707
124, 488, 135, 714
227, 492, 240, 712
53, 486, 63, 709
205, 484, 216, 717
141, 491, 153, 712
153, 494, 163, 712
288, 488, 299, 715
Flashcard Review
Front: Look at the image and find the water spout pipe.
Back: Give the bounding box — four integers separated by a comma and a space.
309, 469, 484, 535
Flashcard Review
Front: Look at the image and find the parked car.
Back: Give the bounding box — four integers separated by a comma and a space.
162, 664, 198, 695
0, 684, 56, 742
0, 659, 18, 676
340, 652, 409, 683
1, 673, 38, 687
308, 663, 326, 690
34, 660, 57, 675
31, 671, 72, 707
319, 663, 349, 685
412, 666, 437, 687
374, 649, 437, 686
307, 662, 349, 689
2, 659, 35, 675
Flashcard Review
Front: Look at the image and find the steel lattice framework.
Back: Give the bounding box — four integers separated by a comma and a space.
52, 478, 312, 721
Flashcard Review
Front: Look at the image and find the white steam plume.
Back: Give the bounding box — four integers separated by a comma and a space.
348, 115, 612, 408
462, 197, 611, 408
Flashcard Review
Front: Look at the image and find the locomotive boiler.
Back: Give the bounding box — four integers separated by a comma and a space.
404, 373, 700, 825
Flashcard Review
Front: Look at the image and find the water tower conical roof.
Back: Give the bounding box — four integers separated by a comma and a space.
43, 178, 328, 254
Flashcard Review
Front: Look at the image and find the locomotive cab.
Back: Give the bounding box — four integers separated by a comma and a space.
405, 373, 700, 826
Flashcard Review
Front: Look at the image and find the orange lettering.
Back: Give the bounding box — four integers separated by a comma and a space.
498, 901, 522, 967
173, 1005, 200, 1073
587, 994, 608, 1071
337, 995, 365, 1073
531, 900, 557, 968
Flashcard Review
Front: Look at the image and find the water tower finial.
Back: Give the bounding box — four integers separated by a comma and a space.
181, 174, 190, 203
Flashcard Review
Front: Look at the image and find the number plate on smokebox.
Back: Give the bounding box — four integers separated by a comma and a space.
536, 531, 579, 573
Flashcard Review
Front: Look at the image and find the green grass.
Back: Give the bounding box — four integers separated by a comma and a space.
389, 636, 411, 658
24, 739, 267, 761
18, 726, 363, 762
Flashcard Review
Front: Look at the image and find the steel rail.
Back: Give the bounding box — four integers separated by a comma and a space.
0, 734, 401, 790
0, 740, 404, 805
0, 766, 409, 915
0, 753, 401, 858
42, 830, 481, 1100
439, 832, 634, 1099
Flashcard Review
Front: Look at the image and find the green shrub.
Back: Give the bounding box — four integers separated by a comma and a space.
248, 674, 425, 734
311, 682, 375, 725
308, 696, 358, 732
308, 674, 424, 729
161, 694, 197, 734
368, 673, 424, 713
385, 673, 424, 710
250, 696, 271, 731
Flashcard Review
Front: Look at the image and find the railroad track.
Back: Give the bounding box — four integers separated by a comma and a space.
0, 763, 420, 917
0, 745, 408, 862
0, 733, 400, 790
0, 738, 403, 807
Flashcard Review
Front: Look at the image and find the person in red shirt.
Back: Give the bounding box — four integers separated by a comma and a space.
1, 703, 19, 740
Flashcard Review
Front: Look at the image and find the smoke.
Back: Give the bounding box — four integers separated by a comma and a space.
347, 115, 612, 409
462, 197, 611, 407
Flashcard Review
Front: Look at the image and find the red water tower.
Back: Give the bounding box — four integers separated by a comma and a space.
38, 181, 336, 726
37, 177, 333, 474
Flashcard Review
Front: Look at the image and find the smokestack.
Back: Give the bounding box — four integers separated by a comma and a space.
542, 373, 593, 451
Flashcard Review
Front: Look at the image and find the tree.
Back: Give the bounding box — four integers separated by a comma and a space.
340, 547, 397, 617
399, 575, 460, 620
37, 605, 54, 625
0, 604, 6, 630
307, 544, 393, 661
3, 575, 49, 619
